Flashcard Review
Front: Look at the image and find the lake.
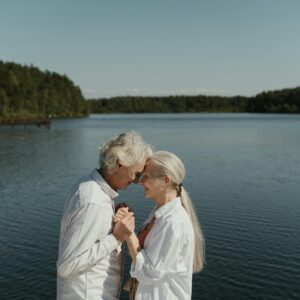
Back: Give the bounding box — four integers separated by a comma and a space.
0, 113, 299, 300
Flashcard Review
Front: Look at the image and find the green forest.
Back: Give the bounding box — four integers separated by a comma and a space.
0, 61, 300, 122
0, 61, 89, 122
89, 88, 300, 113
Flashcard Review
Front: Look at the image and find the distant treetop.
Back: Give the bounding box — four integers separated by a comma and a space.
88, 87, 300, 114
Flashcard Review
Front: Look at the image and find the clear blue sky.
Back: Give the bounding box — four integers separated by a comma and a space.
1, 0, 300, 98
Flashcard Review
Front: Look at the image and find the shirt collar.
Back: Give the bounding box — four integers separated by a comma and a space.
154, 197, 182, 219
91, 169, 119, 200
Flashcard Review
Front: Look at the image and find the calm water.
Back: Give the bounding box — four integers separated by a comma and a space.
0, 113, 299, 300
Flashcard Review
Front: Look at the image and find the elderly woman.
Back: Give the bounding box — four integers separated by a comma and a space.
115, 151, 205, 300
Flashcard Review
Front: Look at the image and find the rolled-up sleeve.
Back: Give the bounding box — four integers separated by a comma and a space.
57, 201, 119, 278
130, 220, 182, 285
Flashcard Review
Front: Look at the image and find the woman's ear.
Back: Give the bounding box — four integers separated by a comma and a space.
164, 175, 172, 186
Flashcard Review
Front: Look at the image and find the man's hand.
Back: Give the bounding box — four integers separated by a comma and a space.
113, 212, 135, 243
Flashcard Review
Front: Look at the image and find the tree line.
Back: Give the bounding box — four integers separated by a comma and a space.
0, 61, 89, 121
89, 88, 300, 114
1, 61, 299, 120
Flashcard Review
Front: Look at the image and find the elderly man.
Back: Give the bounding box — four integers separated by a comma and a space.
57, 132, 152, 300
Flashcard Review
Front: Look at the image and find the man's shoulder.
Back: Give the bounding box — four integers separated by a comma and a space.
74, 173, 111, 206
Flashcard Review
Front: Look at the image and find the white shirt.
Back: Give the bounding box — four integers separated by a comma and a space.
130, 197, 195, 300
57, 169, 123, 300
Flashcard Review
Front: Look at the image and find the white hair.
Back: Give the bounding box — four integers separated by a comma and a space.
99, 131, 152, 173
150, 151, 205, 273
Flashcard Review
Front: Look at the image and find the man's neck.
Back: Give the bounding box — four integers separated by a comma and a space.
97, 168, 117, 191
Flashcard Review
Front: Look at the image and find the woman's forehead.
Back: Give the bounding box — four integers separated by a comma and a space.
144, 160, 155, 173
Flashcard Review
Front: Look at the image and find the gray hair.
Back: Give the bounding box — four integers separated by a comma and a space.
150, 151, 205, 273
99, 131, 152, 173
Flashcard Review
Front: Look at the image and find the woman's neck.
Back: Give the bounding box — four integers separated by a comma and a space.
155, 190, 178, 208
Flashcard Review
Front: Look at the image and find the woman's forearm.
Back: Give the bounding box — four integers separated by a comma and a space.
126, 233, 141, 264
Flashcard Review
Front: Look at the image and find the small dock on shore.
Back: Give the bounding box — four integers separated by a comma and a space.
0, 118, 51, 129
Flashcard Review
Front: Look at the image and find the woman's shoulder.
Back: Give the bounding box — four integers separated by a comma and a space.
157, 206, 192, 236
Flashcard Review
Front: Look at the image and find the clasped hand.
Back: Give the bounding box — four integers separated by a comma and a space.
113, 207, 135, 243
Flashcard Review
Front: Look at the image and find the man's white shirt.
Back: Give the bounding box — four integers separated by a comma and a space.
57, 169, 122, 300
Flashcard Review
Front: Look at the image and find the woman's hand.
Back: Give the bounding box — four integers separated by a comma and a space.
114, 207, 130, 223
114, 202, 133, 223
113, 202, 137, 244
113, 212, 135, 242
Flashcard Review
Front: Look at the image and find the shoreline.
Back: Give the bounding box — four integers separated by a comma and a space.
0, 117, 51, 129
